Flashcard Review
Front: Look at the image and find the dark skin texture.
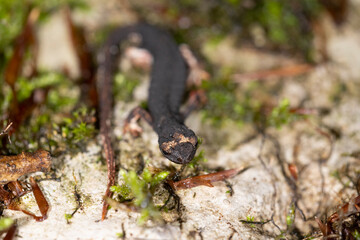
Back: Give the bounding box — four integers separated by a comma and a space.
98, 23, 198, 164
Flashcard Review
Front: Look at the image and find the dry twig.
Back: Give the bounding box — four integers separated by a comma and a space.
232, 64, 313, 82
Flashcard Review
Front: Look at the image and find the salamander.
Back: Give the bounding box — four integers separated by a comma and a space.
97, 23, 198, 164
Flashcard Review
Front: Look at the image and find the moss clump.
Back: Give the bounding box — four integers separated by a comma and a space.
267, 99, 307, 129
111, 168, 170, 224
64, 213, 73, 222
286, 203, 295, 229
245, 215, 256, 228
202, 74, 307, 131
16, 72, 65, 102
188, 149, 207, 169
113, 73, 141, 102
0, 217, 14, 232
52, 107, 96, 149
201, 79, 262, 128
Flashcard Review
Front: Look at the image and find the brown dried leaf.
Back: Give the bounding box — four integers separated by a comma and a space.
4, 178, 50, 222
288, 163, 298, 181
4, 8, 39, 88
4, 8, 40, 135
29, 177, 49, 221
0, 150, 51, 184
171, 168, 244, 191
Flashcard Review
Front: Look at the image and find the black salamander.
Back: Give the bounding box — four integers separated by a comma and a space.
97, 23, 198, 164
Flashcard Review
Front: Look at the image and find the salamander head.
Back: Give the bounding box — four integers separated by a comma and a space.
159, 130, 198, 164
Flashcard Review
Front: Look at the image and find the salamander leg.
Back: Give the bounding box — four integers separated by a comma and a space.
123, 106, 153, 137
180, 44, 210, 88
179, 44, 209, 119
181, 89, 207, 119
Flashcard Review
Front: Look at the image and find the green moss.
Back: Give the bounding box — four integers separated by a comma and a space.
113, 73, 140, 102
151, 171, 170, 187
0, 217, 14, 231
116, 232, 124, 238
0, 67, 80, 153
0, 0, 27, 57
45, 76, 79, 111
246, 215, 255, 222
267, 99, 306, 129
110, 184, 132, 201
55, 107, 96, 146
64, 213, 73, 222
201, 78, 262, 128
245, 215, 256, 228
201, 75, 308, 133
72, 122, 95, 142
188, 150, 207, 169
0, 85, 11, 115
286, 203, 295, 229
111, 168, 170, 224
16, 72, 64, 102
353, 230, 360, 240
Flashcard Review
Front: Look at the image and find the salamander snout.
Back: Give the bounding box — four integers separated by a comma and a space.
159, 132, 198, 164
161, 142, 196, 164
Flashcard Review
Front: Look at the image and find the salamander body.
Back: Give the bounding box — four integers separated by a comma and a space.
97, 23, 198, 164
